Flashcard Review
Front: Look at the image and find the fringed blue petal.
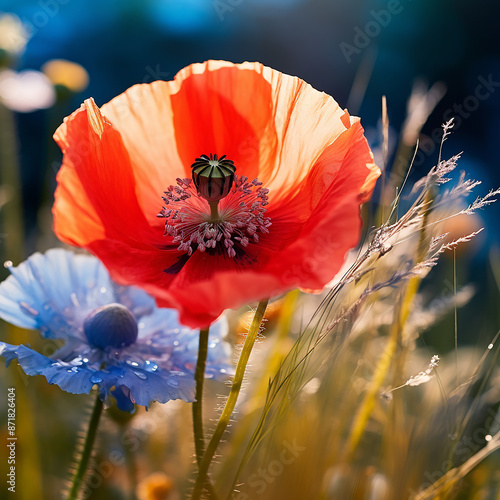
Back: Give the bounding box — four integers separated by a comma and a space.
0, 339, 199, 411
113, 283, 157, 320
135, 307, 183, 341
0, 342, 23, 366
0, 249, 115, 340
108, 364, 196, 409
170, 316, 233, 381
125, 310, 233, 381
0, 343, 117, 395
111, 387, 136, 413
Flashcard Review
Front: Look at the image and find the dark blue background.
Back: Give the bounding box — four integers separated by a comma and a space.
3, 0, 500, 248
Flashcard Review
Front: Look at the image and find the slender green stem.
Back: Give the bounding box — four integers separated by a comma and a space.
193, 327, 210, 466
191, 299, 269, 500
67, 393, 103, 500
192, 327, 221, 499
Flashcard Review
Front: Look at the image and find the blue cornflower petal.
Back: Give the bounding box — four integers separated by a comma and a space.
0, 342, 113, 394
110, 387, 136, 413
108, 364, 195, 408
0, 249, 233, 411
0, 340, 192, 411
0, 249, 113, 340
113, 284, 156, 319
130, 306, 233, 380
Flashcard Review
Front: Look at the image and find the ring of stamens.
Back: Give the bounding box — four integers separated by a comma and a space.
158, 175, 271, 258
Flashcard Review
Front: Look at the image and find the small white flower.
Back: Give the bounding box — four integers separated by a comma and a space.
0, 69, 55, 112
405, 355, 440, 387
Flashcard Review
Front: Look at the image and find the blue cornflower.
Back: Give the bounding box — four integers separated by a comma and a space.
0, 249, 232, 412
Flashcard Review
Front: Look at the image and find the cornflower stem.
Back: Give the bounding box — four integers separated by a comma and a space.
192, 327, 220, 499
191, 299, 269, 500
67, 393, 103, 500
193, 327, 210, 465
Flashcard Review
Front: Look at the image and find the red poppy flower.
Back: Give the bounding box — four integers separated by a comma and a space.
52, 60, 380, 328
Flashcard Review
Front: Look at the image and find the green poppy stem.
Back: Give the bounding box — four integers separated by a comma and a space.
66, 393, 103, 500
191, 298, 269, 500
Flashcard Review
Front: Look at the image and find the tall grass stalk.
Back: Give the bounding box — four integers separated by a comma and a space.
345, 180, 436, 460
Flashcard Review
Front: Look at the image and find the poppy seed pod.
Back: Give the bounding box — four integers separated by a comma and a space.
191, 154, 235, 203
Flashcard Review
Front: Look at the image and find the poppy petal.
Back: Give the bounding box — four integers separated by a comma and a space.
53, 98, 164, 248
99, 61, 353, 209
262, 118, 378, 289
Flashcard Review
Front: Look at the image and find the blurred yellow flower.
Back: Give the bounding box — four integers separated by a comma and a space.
42, 59, 89, 93
137, 472, 175, 500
